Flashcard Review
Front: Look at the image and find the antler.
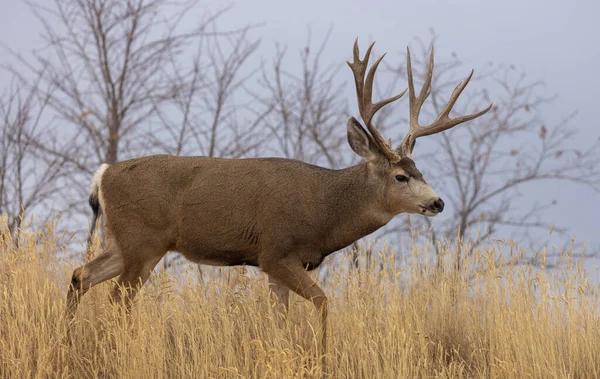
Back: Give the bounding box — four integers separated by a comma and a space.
347, 38, 407, 162
398, 46, 493, 159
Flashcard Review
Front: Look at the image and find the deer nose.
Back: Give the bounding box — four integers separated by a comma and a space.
432, 198, 445, 213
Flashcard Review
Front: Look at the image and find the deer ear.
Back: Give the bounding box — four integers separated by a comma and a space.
347, 117, 380, 162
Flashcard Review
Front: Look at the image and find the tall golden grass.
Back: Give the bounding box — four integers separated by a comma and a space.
1, 218, 599, 378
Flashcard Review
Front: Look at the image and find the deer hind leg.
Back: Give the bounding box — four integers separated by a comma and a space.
261, 258, 328, 371
109, 243, 166, 311
268, 276, 290, 323
66, 238, 124, 322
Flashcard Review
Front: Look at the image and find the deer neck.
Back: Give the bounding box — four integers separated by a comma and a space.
322, 163, 392, 251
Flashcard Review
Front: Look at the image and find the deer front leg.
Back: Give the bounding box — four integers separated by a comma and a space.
261, 257, 328, 371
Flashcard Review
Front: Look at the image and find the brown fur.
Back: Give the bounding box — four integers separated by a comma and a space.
103, 155, 395, 269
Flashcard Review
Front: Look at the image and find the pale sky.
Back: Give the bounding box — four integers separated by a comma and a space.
1, 0, 598, 247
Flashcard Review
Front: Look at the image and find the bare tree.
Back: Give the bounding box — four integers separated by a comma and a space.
0, 73, 74, 241
144, 25, 269, 159
385, 33, 600, 269
3, 0, 264, 244
255, 29, 350, 169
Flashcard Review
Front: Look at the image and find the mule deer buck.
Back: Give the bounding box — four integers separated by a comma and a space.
66, 38, 491, 362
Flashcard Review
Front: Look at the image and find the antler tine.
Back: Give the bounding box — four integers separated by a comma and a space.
399, 45, 493, 158
347, 38, 375, 124
437, 69, 474, 122
364, 53, 407, 125
419, 73, 494, 138
407, 46, 434, 129
347, 38, 406, 162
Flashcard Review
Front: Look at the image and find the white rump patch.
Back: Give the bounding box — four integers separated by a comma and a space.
91, 163, 110, 210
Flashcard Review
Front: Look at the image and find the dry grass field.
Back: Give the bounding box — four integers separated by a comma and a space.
1, 219, 599, 378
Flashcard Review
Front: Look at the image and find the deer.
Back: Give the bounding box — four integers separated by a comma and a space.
66, 38, 492, 366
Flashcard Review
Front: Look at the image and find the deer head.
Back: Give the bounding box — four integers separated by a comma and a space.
346, 39, 492, 217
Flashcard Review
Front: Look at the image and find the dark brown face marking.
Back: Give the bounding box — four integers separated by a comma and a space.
397, 157, 424, 182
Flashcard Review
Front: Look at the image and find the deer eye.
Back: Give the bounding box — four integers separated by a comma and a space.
395, 175, 409, 183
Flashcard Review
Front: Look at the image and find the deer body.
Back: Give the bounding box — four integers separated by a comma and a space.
66, 39, 492, 371
100, 154, 391, 270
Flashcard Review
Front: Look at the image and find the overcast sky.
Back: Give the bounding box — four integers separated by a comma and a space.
1, 0, 598, 248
